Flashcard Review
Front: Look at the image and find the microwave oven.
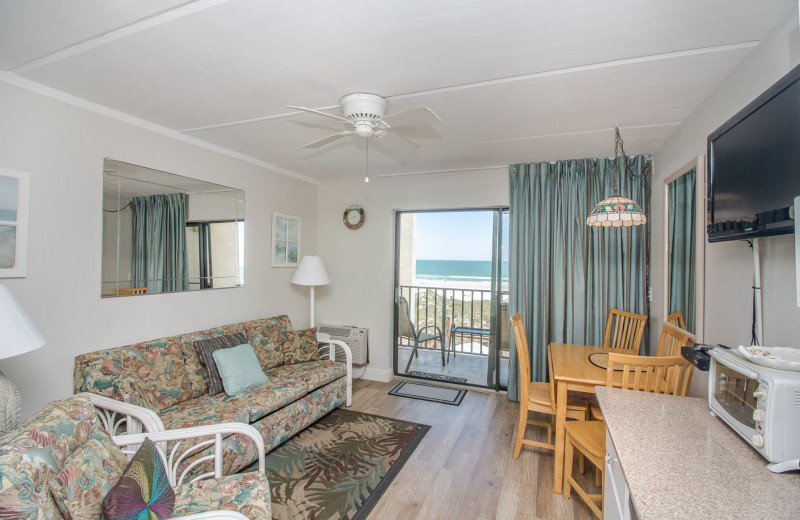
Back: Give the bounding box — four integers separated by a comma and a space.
708, 348, 800, 471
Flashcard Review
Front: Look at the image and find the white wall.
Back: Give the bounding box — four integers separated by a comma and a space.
651, 17, 800, 396
316, 169, 508, 381
0, 82, 318, 417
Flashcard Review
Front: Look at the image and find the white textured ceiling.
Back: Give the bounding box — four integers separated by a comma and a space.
1, 0, 795, 182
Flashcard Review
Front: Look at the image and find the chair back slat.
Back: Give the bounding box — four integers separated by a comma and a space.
603, 308, 648, 354
606, 352, 693, 396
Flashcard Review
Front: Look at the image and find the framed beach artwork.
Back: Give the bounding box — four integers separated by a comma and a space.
0, 169, 30, 278
271, 212, 300, 267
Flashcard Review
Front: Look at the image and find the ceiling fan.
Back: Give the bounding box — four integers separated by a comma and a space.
287, 93, 441, 154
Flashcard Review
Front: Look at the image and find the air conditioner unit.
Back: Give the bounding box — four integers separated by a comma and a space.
318, 325, 369, 365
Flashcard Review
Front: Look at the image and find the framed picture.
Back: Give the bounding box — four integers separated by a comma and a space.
271, 212, 300, 267
0, 169, 30, 278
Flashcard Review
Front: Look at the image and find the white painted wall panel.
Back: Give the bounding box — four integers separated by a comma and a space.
0, 83, 317, 417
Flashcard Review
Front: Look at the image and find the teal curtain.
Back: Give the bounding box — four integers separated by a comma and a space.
131, 193, 188, 294
668, 168, 696, 333
507, 156, 650, 401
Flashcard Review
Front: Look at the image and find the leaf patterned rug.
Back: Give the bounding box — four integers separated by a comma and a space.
253, 408, 430, 520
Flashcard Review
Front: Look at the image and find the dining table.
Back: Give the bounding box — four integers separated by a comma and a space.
550, 342, 621, 494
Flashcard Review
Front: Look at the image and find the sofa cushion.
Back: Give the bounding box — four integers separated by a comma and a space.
74, 337, 196, 411
246, 321, 288, 370
160, 377, 309, 428
179, 315, 294, 395
0, 395, 99, 518
194, 332, 248, 395
213, 344, 269, 395
49, 429, 129, 520
103, 438, 175, 520
280, 328, 319, 365
173, 472, 271, 519
265, 360, 346, 393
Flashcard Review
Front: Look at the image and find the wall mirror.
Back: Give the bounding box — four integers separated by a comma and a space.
102, 159, 244, 297
663, 155, 704, 341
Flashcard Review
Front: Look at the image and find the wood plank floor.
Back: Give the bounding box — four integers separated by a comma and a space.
349, 379, 598, 520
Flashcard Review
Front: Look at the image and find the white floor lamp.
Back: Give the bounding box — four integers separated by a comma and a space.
0, 283, 46, 434
291, 256, 330, 328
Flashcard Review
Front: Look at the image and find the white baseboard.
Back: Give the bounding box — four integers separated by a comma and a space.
361, 367, 394, 383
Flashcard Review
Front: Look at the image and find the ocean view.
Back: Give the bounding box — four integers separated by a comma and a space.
415, 259, 508, 286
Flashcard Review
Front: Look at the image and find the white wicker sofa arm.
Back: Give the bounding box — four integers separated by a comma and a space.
87, 392, 166, 434
317, 333, 352, 406
112, 422, 266, 487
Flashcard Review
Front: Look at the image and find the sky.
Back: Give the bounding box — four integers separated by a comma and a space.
413, 210, 508, 261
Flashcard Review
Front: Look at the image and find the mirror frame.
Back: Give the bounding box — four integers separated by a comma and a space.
663, 155, 705, 342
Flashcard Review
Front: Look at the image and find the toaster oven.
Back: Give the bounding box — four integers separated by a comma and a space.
708, 347, 800, 471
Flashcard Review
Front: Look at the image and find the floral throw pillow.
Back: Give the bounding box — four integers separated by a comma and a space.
50, 430, 130, 520
280, 328, 319, 365
102, 438, 175, 520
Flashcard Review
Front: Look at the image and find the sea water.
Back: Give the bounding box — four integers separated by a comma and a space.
415, 259, 508, 286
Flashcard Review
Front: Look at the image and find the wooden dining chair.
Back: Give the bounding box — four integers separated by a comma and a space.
563, 353, 692, 519
591, 323, 695, 421
602, 308, 648, 354
655, 322, 694, 357
667, 311, 686, 331
511, 314, 588, 458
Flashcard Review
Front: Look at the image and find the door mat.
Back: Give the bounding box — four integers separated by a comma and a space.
249, 408, 429, 520
405, 370, 468, 384
389, 380, 467, 406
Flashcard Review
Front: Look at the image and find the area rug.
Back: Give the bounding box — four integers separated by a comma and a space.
388, 380, 467, 406
405, 370, 468, 384
252, 408, 429, 520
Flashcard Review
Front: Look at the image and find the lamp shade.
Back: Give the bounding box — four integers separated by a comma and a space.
0, 284, 46, 360
291, 256, 330, 286
586, 195, 647, 227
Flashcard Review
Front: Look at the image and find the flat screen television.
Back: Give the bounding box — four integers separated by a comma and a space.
707, 62, 800, 242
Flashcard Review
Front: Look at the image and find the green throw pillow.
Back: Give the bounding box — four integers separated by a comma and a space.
212, 343, 269, 395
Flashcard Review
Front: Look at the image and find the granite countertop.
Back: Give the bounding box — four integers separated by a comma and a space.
595, 387, 800, 519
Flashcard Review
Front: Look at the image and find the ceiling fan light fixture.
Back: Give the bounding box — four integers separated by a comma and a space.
354, 122, 374, 137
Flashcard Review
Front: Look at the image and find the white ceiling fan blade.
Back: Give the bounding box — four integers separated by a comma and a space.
374, 130, 420, 156
302, 131, 354, 148
287, 105, 350, 124
380, 107, 441, 127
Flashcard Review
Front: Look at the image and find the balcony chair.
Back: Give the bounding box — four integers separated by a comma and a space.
399, 296, 445, 373
563, 353, 693, 519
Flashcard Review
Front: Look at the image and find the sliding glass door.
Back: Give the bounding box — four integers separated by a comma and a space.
393, 208, 509, 390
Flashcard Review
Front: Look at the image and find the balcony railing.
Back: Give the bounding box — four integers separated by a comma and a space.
398, 284, 509, 356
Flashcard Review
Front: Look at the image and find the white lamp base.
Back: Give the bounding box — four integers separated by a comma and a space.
0, 369, 21, 434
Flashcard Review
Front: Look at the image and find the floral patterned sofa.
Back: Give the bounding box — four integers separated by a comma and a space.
0, 393, 270, 519
73, 315, 352, 477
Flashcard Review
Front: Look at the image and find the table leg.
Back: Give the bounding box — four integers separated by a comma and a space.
554, 379, 568, 494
